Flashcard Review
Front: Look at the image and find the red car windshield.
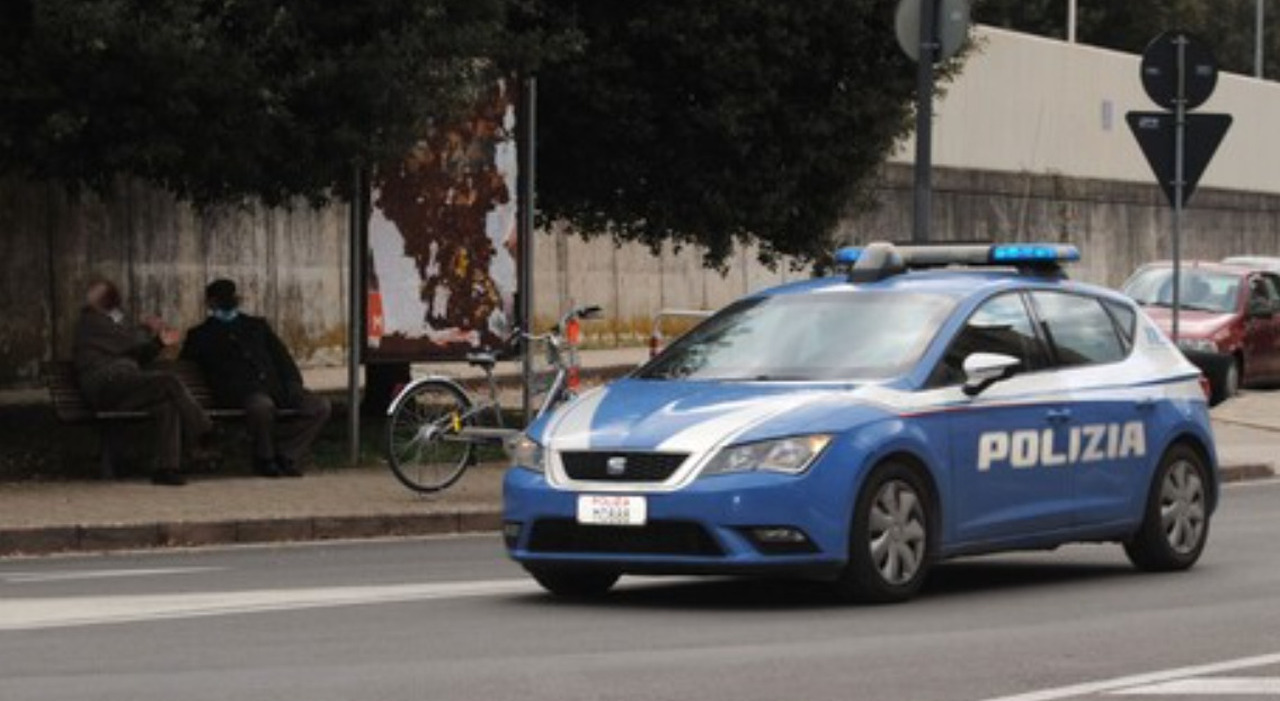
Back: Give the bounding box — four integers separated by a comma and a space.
1124, 268, 1240, 314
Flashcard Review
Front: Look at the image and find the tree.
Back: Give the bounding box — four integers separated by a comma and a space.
0, 0, 520, 205
530, 0, 927, 266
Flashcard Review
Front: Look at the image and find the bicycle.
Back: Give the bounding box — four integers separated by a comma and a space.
384, 304, 604, 493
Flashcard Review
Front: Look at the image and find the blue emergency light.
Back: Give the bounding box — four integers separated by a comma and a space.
833, 247, 863, 265
989, 244, 1081, 264
838, 241, 1081, 282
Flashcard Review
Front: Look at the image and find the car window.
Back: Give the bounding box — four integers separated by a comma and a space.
1123, 267, 1241, 314
637, 291, 956, 382
1249, 274, 1280, 308
929, 293, 1046, 387
1103, 299, 1137, 351
1030, 292, 1126, 367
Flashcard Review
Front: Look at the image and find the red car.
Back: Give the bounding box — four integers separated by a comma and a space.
1123, 261, 1280, 404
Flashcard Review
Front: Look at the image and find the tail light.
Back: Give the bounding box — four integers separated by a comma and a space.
566, 317, 581, 346
1198, 374, 1212, 401
567, 365, 581, 392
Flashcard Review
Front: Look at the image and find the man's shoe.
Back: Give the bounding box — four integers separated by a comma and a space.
151, 471, 187, 487
274, 457, 303, 478
254, 458, 282, 478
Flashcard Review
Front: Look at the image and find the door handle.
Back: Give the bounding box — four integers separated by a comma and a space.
1136, 397, 1157, 412
1045, 408, 1072, 423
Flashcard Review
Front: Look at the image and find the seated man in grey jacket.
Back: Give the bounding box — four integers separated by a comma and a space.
72, 280, 212, 486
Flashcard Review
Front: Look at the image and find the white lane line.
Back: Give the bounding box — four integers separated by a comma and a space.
0, 578, 537, 631
1109, 677, 1280, 695
978, 652, 1280, 701
0, 567, 224, 584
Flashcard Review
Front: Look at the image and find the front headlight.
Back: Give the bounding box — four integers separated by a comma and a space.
702, 435, 833, 477
505, 434, 544, 473
1178, 338, 1218, 354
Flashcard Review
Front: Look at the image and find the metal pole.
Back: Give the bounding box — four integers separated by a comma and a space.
347, 166, 365, 466
519, 76, 537, 425
1172, 36, 1187, 344
912, 0, 938, 243
1067, 0, 1078, 43
1257, 0, 1266, 79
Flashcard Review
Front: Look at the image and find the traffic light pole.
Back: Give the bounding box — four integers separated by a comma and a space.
912, 0, 939, 244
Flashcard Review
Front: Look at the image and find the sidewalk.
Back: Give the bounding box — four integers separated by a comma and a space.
2, 370, 1277, 558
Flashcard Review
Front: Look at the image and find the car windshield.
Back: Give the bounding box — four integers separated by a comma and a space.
637, 291, 956, 382
1123, 268, 1240, 314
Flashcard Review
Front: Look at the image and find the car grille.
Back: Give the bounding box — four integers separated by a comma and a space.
559, 451, 689, 482
527, 519, 724, 557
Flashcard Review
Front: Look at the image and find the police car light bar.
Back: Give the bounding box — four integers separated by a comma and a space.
841, 242, 1080, 282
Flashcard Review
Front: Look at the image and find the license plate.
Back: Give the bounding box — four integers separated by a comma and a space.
576, 495, 647, 527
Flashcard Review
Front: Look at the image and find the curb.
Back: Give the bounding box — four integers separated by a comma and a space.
0, 507, 504, 558
1, 462, 1274, 558
1219, 462, 1275, 483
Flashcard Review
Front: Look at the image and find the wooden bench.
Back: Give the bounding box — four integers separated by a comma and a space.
42, 360, 298, 478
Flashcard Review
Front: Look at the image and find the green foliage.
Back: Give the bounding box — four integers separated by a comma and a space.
2, 0, 936, 266
975, 0, 1280, 78
532, 0, 922, 266
0, 0, 514, 205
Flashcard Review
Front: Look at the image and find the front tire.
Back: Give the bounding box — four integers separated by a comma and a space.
527, 567, 620, 598
1124, 444, 1211, 572
1212, 356, 1241, 405
832, 461, 933, 603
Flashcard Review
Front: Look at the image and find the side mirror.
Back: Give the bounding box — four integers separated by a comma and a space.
1248, 298, 1274, 319
962, 352, 1021, 397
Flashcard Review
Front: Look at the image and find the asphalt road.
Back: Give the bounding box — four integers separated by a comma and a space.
2, 480, 1279, 701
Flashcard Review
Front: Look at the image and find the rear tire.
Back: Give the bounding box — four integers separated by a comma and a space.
527, 567, 620, 598
385, 380, 474, 493
832, 461, 933, 603
1124, 444, 1211, 572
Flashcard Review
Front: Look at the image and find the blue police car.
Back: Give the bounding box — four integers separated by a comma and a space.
503, 242, 1217, 602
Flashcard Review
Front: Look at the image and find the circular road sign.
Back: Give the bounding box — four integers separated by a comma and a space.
1141, 30, 1219, 110
895, 0, 971, 64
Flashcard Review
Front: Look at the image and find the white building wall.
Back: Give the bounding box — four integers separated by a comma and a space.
891, 26, 1280, 195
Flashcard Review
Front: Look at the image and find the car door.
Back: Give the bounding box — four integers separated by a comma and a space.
1026, 291, 1151, 529
1244, 275, 1274, 383
1243, 274, 1280, 381
927, 292, 1073, 544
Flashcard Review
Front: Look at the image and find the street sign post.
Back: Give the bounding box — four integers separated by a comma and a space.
1127, 30, 1231, 344
895, 0, 970, 243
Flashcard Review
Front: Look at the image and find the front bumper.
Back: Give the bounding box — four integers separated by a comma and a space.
502, 467, 850, 577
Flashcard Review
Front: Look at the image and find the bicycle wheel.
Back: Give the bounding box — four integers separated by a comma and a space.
385, 380, 475, 493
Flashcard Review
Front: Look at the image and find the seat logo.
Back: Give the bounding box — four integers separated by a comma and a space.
978, 421, 1146, 471
606, 456, 628, 476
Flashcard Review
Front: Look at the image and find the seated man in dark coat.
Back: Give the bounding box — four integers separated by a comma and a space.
181, 279, 331, 478
73, 279, 212, 486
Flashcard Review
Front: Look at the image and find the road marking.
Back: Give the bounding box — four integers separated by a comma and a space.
1109, 676, 1280, 695
978, 652, 1280, 701
0, 578, 537, 631
0, 567, 223, 584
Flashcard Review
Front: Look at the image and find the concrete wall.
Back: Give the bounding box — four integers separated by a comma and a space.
0, 179, 350, 386
843, 164, 1280, 289
894, 27, 1280, 195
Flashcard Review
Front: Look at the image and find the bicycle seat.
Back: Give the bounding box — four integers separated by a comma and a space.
466, 352, 497, 370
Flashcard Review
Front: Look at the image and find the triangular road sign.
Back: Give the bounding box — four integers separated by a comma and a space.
1126, 112, 1232, 208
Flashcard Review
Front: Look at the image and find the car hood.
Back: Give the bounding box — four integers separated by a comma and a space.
1141, 306, 1236, 338
541, 378, 861, 453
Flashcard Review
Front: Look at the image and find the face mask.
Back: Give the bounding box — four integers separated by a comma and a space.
211, 308, 240, 323
107, 309, 126, 325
